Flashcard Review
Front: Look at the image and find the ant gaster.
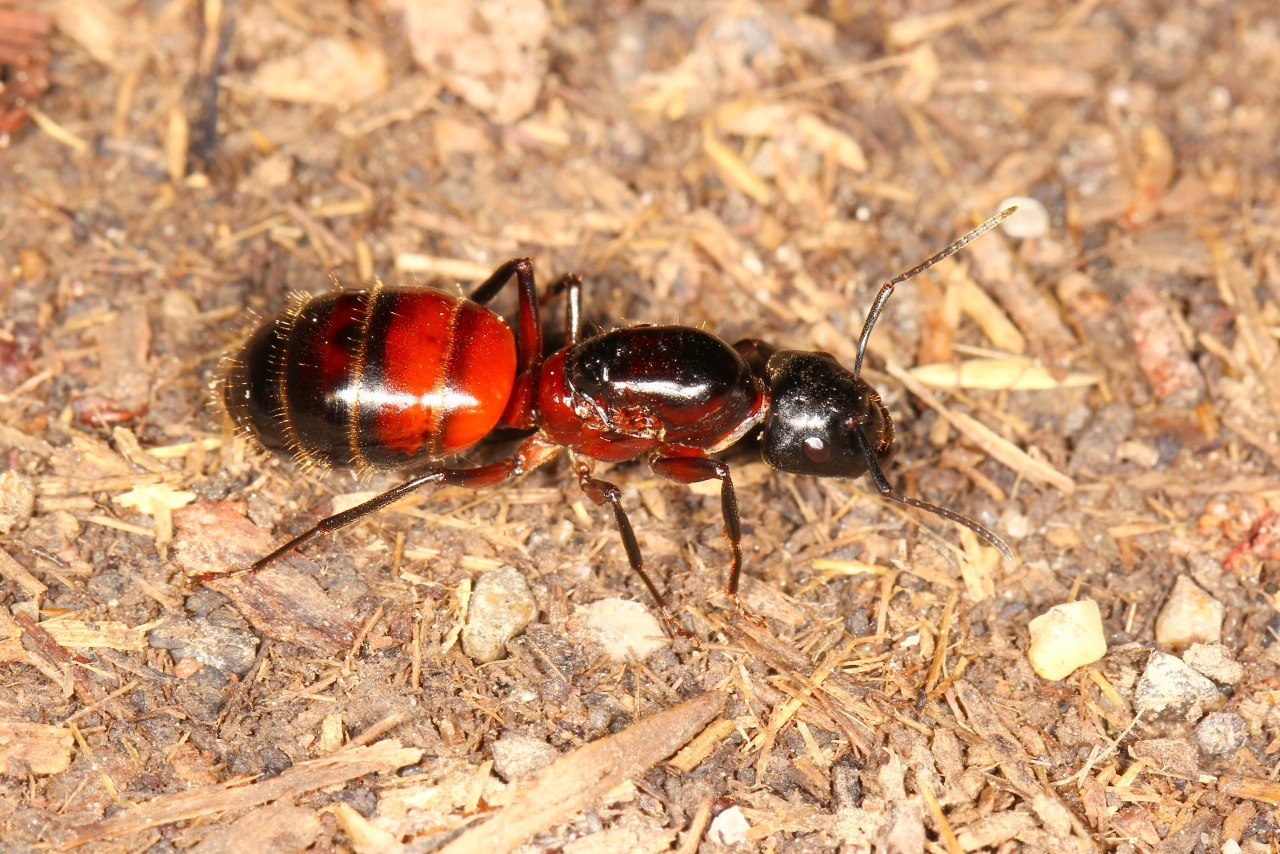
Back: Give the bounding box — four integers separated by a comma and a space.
205, 209, 1018, 634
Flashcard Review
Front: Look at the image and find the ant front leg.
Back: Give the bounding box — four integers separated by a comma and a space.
470, 259, 544, 429
190, 435, 561, 585
572, 455, 693, 638
649, 451, 766, 628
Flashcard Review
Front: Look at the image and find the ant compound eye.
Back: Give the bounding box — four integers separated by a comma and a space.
803, 436, 830, 463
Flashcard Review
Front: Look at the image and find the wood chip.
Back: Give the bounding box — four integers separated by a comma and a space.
944, 264, 1026, 354
911, 358, 1102, 391
702, 129, 775, 206
885, 359, 1076, 493
666, 717, 739, 774
964, 231, 1076, 369
1220, 774, 1280, 806
1121, 276, 1207, 408
63, 739, 421, 847
188, 801, 323, 854
331, 802, 399, 853
0, 546, 47, 598
438, 691, 726, 854
394, 254, 500, 281
171, 502, 359, 656
0, 719, 73, 775
37, 617, 163, 651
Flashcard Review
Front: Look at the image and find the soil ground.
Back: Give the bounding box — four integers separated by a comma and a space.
1, 0, 1279, 851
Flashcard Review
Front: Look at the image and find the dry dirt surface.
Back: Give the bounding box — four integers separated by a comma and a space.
1, 0, 1279, 851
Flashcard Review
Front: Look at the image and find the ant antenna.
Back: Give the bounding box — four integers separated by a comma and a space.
851, 424, 1017, 565
851, 207, 1017, 380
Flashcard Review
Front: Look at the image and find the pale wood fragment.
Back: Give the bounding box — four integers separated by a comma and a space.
188, 801, 322, 854
438, 692, 726, 854
0, 547, 47, 598
885, 360, 1076, 493
0, 719, 74, 775
63, 740, 422, 847
171, 502, 359, 655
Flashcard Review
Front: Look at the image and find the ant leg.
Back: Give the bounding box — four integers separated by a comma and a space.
546, 272, 584, 345
850, 424, 1016, 565
649, 453, 766, 628
470, 259, 544, 429
573, 456, 693, 638
191, 435, 561, 585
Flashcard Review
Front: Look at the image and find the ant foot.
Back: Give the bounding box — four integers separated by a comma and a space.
659, 608, 697, 640
729, 595, 768, 629
186, 564, 258, 586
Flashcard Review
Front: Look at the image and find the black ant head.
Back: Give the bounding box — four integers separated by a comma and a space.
760, 351, 893, 478
759, 208, 1020, 566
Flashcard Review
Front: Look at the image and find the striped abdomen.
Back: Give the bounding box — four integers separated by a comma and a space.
224, 286, 517, 471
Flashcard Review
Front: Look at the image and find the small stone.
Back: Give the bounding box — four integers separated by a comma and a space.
21, 510, 80, 554
581, 598, 668, 662
1135, 651, 1221, 722
1155, 576, 1224, 651
709, 805, 750, 846
1027, 600, 1107, 681
0, 471, 35, 535
998, 196, 1050, 238
491, 733, 559, 782
1194, 711, 1247, 757
462, 566, 536, 663
1130, 737, 1199, 776
148, 617, 260, 676
1183, 643, 1245, 686
1116, 439, 1161, 468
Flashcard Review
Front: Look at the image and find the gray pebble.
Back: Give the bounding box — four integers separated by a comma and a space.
1135, 651, 1221, 722
1068, 403, 1134, 474
1193, 711, 1247, 757
0, 471, 35, 535
148, 616, 260, 676
462, 566, 536, 663
491, 733, 559, 782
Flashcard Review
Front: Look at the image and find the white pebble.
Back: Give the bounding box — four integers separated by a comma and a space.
709, 805, 750, 846
1155, 576, 1224, 651
462, 566, 537, 663
581, 598, 668, 662
1027, 600, 1107, 681
997, 196, 1050, 238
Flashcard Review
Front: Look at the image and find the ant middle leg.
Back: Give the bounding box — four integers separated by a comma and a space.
192, 435, 561, 585
649, 452, 766, 627
572, 455, 692, 637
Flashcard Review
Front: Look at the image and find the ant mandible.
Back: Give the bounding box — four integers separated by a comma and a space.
203, 208, 1018, 634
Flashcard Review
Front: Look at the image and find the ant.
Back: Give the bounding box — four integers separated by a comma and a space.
203, 208, 1017, 634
